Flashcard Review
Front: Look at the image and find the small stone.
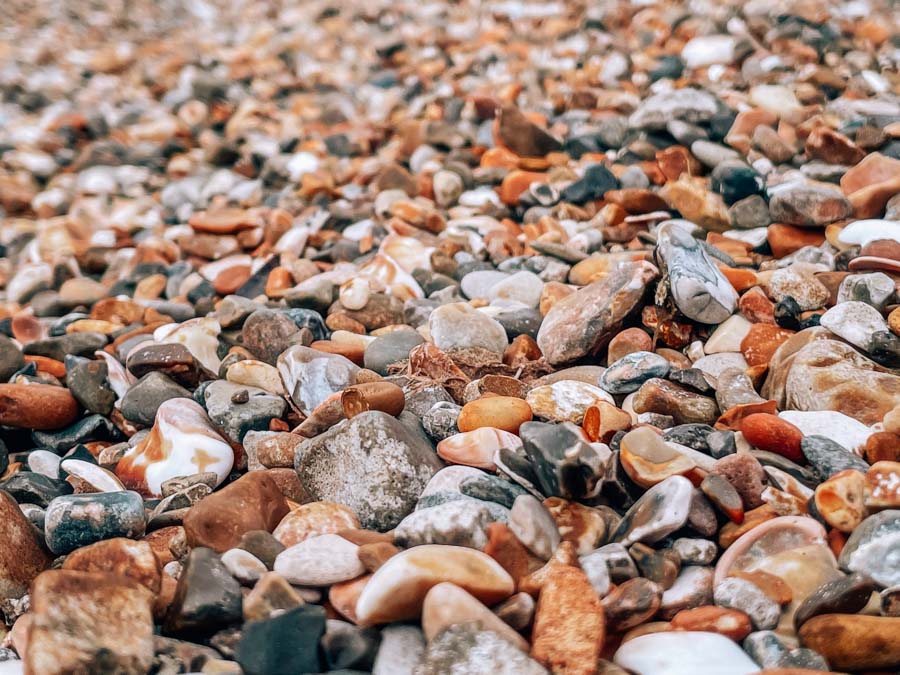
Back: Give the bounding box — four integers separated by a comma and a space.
740, 414, 803, 463
714, 577, 781, 630
457, 397, 532, 434
601, 351, 671, 394
0, 489, 52, 600
165, 547, 243, 634
116, 398, 234, 497
354, 545, 514, 625
62, 538, 161, 593
274, 533, 364, 585
277, 345, 359, 416
766, 267, 829, 311
0, 383, 80, 430
793, 572, 876, 629
800, 434, 869, 480
769, 183, 853, 227
839, 510, 900, 588
613, 476, 694, 546
436, 427, 521, 470
273, 501, 359, 548
619, 427, 696, 488
866, 461, 900, 509
296, 411, 441, 531
372, 625, 426, 675
607, 328, 653, 364
814, 469, 866, 533
120, 372, 191, 426
671, 606, 752, 641
418, 623, 547, 675
710, 454, 768, 510
526, 380, 613, 424
421, 582, 528, 651
509, 495, 560, 560
632, 378, 719, 426
673, 538, 718, 565
656, 223, 737, 323
429, 303, 508, 355
520, 421, 607, 500
537, 261, 658, 366
242, 572, 304, 622
221, 548, 267, 584
819, 300, 889, 351
602, 577, 662, 632
393, 500, 501, 550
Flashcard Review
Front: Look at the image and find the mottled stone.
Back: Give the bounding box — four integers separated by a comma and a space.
537, 261, 658, 366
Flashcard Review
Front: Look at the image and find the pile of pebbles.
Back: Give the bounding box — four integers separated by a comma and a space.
1, 0, 899, 673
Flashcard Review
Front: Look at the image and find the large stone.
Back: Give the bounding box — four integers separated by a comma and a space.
26, 570, 154, 675
537, 261, 658, 366
295, 411, 442, 531
115, 398, 234, 497
770, 337, 900, 425
0, 490, 51, 600
183, 472, 290, 552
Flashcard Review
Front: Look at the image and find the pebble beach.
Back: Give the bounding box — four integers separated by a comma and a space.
0, 0, 899, 673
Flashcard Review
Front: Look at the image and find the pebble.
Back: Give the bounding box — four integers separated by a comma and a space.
183, 472, 289, 552
615, 630, 761, 675
601, 351, 671, 394
295, 411, 443, 531
27, 570, 154, 674
115, 398, 234, 497
429, 303, 508, 355
509, 495, 560, 560
656, 222, 738, 323
44, 490, 146, 555
714, 577, 781, 630
537, 261, 658, 365
274, 534, 365, 586
354, 545, 514, 626
526, 380, 613, 424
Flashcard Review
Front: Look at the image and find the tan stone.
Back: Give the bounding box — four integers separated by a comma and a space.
26, 570, 154, 675
354, 545, 515, 625
532, 564, 605, 675
273, 501, 360, 547
62, 538, 162, 594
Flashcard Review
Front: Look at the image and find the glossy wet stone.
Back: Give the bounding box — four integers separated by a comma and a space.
44, 490, 146, 555
656, 222, 738, 323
